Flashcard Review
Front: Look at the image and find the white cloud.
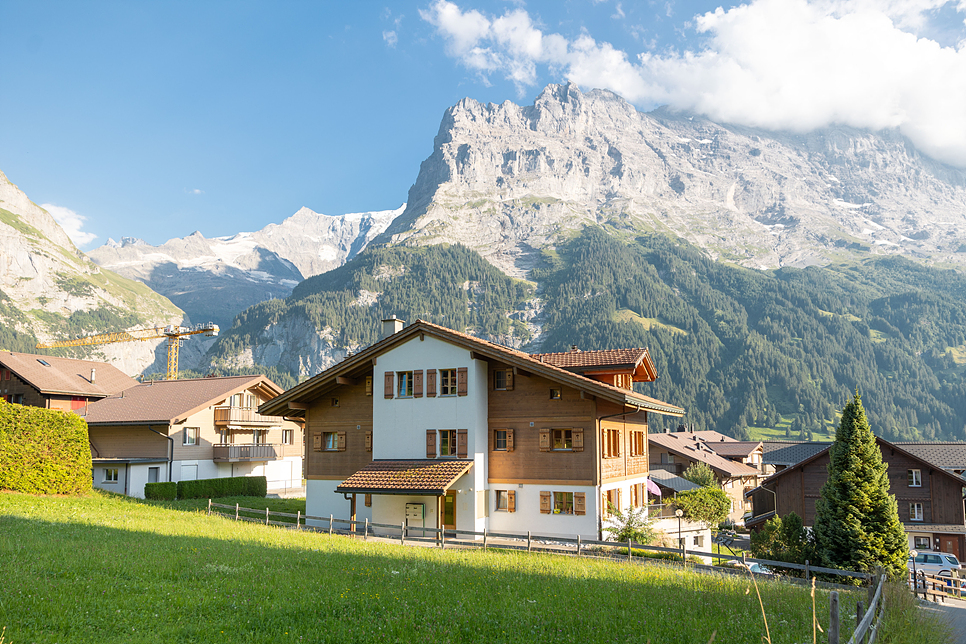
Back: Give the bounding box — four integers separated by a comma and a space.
42, 204, 97, 246
186, 188, 204, 195
383, 30, 398, 47
422, 0, 966, 168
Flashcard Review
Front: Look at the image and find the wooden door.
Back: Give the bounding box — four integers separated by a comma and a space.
443, 491, 457, 530
942, 536, 960, 560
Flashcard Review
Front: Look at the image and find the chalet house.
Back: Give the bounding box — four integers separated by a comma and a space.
82, 375, 303, 498
258, 318, 685, 540
745, 436, 966, 560
648, 429, 761, 523
0, 351, 136, 410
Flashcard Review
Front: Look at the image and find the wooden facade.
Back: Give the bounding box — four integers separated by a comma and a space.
305, 378, 374, 480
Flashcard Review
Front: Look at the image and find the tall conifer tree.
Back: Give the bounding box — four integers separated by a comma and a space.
813, 392, 908, 576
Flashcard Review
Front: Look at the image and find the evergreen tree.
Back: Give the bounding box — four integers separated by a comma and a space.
812, 393, 908, 577
681, 462, 718, 488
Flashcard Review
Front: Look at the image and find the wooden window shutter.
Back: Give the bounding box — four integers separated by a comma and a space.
572, 428, 584, 452
539, 429, 551, 452
539, 491, 552, 514
426, 369, 437, 397
337, 431, 346, 451
312, 433, 322, 452
506, 428, 514, 452
457, 367, 468, 396
505, 369, 514, 390
574, 492, 586, 515
365, 431, 372, 452
414, 370, 424, 397
616, 488, 622, 511
457, 429, 468, 458
384, 371, 394, 399
507, 490, 516, 513
426, 430, 437, 458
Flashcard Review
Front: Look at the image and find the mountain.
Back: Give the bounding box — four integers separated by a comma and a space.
88, 205, 403, 328
381, 83, 966, 277
0, 169, 184, 374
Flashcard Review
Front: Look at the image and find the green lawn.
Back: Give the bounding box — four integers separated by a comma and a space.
0, 491, 919, 643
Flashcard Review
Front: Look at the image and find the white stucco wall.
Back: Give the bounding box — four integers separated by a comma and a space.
305, 479, 372, 528
487, 483, 600, 539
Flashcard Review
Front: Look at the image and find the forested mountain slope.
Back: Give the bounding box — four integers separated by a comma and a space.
206, 229, 966, 442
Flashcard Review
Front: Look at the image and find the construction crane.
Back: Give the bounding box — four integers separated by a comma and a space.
36, 323, 219, 380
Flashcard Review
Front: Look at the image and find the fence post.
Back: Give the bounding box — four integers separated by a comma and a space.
207, 499, 212, 516
401, 521, 405, 546
577, 535, 581, 556
628, 538, 633, 562
266, 507, 270, 526
296, 510, 301, 530
235, 503, 239, 521
329, 514, 333, 536
527, 530, 532, 553
805, 559, 810, 580
441, 527, 445, 550
364, 518, 369, 541
829, 590, 840, 644
855, 600, 865, 642
483, 528, 487, 551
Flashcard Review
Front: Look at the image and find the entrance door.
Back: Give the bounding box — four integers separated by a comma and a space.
942, 536, 960, 560
443, 492, 457, 531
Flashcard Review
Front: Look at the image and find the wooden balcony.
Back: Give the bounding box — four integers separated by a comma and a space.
213, 406, 286, 426
212, 443, 299, 462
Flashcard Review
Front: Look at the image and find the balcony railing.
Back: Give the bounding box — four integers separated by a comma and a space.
213, 406, 286, 426
212, 444, 280, 462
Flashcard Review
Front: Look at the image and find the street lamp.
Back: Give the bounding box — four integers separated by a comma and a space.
911, 550, 919, 596
676, 509, 684, 559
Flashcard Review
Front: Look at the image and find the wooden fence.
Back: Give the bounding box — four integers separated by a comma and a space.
827, 573, 887, 644
908, 569, 964, 603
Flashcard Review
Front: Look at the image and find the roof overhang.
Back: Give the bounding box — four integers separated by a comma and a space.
334, 459, 474, 496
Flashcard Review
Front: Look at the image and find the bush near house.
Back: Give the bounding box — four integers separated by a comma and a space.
0, 400, 92, 494
176, 475, 267, 500
144, 482, 178, 500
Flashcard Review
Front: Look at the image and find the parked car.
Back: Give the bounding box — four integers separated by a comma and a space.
907, 552, 962, 577
725, 560, 773, 575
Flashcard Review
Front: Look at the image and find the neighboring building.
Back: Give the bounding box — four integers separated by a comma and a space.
258, 318, 685, 540
0, 351, 137, 410
648, 429, 761, 523
746, 436, 966, 559
760, 440, 831, 475
82, 375, 303, 498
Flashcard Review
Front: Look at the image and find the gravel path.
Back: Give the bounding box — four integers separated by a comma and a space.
920, 596, 966, 643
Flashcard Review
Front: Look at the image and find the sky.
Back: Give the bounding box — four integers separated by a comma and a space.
1, 0, 965, 250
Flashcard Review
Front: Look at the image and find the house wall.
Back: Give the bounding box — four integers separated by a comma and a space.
305, 378, 374, 480
0, 369, 48, 408
89, 425, 169, 459
305, 478, 373, 528
599, 402, 649, 482
487, 482, 599, 539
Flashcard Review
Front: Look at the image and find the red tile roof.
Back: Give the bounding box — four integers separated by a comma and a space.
530, 348, 647, 369
648, 432, 760, 478
0, 351, 137, 397
335, 460, 474, 495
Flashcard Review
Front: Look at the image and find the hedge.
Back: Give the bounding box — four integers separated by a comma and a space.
144, 482, 177, 500
176, 476, 267, 500
0, 400, 92, 494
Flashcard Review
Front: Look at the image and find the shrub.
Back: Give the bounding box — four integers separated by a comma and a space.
144, 482, 177, 500
0, 401, 91, 494
176, 476, 267, 500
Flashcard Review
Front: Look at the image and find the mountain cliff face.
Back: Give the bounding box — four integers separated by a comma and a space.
381, 83, 966, 277
88, 205, 403, 328
0, 170, 184, 374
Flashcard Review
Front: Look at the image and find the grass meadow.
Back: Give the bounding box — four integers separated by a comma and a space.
0, 491, 944, 644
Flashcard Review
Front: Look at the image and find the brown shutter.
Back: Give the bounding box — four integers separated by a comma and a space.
540, 491, 552, 514
506, 428, 514, 452
572, 428, 583, 452
365, 431, 372, 452
413, 370, 423, 397
365, 376, 372, 396
539, 429, 550, 452
457, 429, 468, 458
426, 369, 437, 397
426, 430, 437, 458
384, 371, 394, 399
574, 492, 586, 515
312, 433, 322, 452
507, 490, 516, 513
505, 369, 514, 390
337, 432, 346, 451
616, 488, 622, 511
457, 367, 468, 396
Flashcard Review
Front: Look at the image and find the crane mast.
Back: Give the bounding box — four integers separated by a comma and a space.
36, 324, 219, 380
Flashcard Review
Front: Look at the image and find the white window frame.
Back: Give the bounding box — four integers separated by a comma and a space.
910, 502, 924, 522
282, 429, 293, 445
496, 490, 509, 511
183, 427, 199, 446
908, 469, 922, 487
103, 468, 119, 483
914, 536, 930, 550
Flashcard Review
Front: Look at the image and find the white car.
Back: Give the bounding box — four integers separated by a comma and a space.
908, 552, 962, 577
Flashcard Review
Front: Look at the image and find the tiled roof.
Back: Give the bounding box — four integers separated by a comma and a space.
647, 469, 702, 493
530, 348, 646, 369
688, 430, 737, 443
710, 441, 763, 458
0, 351, 137, 397
81, 375, 280, 425
335, 460, 474, 495
901, 524, 966, 535
761, 441, 832, 466
648, 432, 760, 478
894, 443, 966, 470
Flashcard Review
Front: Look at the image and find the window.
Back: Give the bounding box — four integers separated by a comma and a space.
661, 453, 675, 464
908, 469, 922, 487
553, 492, 574, 514
549, 388, 561, 399
148, 467, 159, 484
630, 430, 646, 457
183, 427, 199, 446
103, 468, 118, 483
495, 490, 516, 512
494, 369, 507, 390
365, 376, 373, 396
282, 429, 293, 445
914, 536, 930, 550
331, 397, 340, 407
253, 429, 267, 445
494, 430, 507, 450
324, 432, 338, 451
440, 369, 457, 396
693, 535, 703, 548
398, 371, 414, 397
439, 430, 457, 457
604, 488, 619, 514
603, 429, 621, 458
553, 429, 573, 450
910, 502, 924, 521
217, 429, 228, 445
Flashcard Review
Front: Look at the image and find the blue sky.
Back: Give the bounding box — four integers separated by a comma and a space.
1, 1, 964, 249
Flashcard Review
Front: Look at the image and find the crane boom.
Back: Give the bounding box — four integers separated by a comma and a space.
36, 324, 219, 380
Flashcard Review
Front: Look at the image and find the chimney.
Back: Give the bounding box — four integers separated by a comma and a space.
90, 368, 96, 384
381, 316, 405, 340
570, 345, 579, 352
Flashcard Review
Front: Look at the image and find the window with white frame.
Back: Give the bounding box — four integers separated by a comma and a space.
910, 502, 924, 521
908, 469, 922, 487
103, 468, 119, 483
183, 427, 199, 446
282, 429, 293, 445
914, 536, 930, 550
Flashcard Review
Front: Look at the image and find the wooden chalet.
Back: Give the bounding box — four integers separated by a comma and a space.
0, 351, 136, 410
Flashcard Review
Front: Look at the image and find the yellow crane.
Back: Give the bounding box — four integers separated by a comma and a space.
36, 323, 219, 380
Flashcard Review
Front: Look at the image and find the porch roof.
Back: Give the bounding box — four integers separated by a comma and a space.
335, 459, 474, 496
